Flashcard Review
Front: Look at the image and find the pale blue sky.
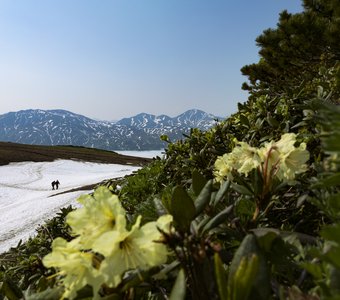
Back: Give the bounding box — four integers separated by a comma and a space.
0, 1, 302, 120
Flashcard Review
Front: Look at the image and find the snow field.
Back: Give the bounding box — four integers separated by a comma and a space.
0, 159, 140, 253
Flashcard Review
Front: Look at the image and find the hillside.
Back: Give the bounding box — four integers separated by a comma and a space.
0, 141, 151, 166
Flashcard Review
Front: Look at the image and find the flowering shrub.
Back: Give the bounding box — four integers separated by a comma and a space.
42, 187, 172, 299
214, 133, 310, 183
214, 133, 310, 222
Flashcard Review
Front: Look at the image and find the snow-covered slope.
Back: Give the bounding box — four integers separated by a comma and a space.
0, 109, 220, 150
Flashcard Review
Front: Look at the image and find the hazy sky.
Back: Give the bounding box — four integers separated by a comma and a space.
0, 1, 302, 121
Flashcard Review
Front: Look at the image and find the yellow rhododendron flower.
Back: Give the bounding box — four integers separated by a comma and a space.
43, 187, 173, 298
93, 214, 173, 287
276, 142, 310, 181
274, 133, 297, 153
231, 141, 261, 176
214, 140, 261, 181
66, 187, 126, 249
43, 238, 103, 300
263, 133, 310, 181
258, 140, 280, 176
214, 154, 233, 182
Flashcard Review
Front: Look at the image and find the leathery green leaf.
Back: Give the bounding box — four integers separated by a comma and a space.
192, 170, 208, 196
194, 179, 213, 216
212, 179, 231, 207
0, 279, 23, 300
228, 254, 259, 300
251, 228, 279, 252
214, 253, 228, 300
202, 204, 233, 234
171, 186, 196, 231
170, 269, 186, 300
231, 183, 253, 196
228, 234, 270, 300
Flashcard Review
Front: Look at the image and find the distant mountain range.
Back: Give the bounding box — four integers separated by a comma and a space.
0, 109, 220, 150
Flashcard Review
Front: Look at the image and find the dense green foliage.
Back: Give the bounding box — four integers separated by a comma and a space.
1, 0, 340, 299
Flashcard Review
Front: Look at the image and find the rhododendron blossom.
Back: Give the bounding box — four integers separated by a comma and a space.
214, 133, 309, 183
43, 187, 173, 299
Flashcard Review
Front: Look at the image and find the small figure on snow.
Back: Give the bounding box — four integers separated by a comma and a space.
55, 180, 60, 190
51, 180, 60, 190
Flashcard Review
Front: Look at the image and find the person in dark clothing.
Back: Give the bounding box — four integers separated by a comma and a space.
55, 180, 60, 190
51, 181, 55, 190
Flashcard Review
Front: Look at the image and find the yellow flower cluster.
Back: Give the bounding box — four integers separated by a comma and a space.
214, 133, 310, 182
43, 187, 172, 300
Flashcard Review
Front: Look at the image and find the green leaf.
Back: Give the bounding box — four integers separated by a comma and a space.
231, 183, 253, 196
202, 204, 233, 234
0, 279, 23, 300
212, 180, 231, 207
100, 294, 121, 300
196, 215, 211, 234
160, 134, 170, 143
267, 114, 279, 128
161, 187, 173, 213
171, 186, 196, 231
170, 269, 186, 300
240, 114, 250, 127
321, 247, 340, 269
259, 135, 270, 142
255, 118, 264, 130
251, 228, 279, 252
235, 197, 255, 219
194, 179, 213, 216
314, 173, 340, 188
291, 121, 307, 129
296, 194, 308, 208
326, 194, 340, 218
301, 262, 323, 280
228, 254, 259, 300
26, 287, 64, 300
253, 169, 264, 197
321, 224, 340, 244
214, 253, 228, 300
329, 265, 340, 292
153, 260, 181, 280
228, 234, 271, 300
120, 268, 160, 293
229, 235, 257, 277
192, 170, 208, 196
153, 197, 167, 216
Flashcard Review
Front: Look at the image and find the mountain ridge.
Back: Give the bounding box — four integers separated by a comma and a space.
0, 109, 220, 150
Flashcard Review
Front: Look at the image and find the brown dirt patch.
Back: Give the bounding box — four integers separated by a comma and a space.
0, 142, 151, 166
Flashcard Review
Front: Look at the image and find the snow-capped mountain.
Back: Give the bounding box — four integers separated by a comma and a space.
0, 109, 219, 150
